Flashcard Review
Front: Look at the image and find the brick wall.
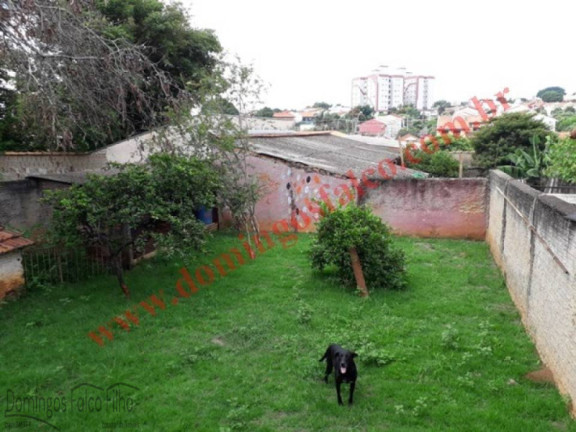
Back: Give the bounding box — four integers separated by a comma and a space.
487, 170, 576, 413
362, 178, 487, 239
247, 155, 353, 232
249, 155, 488, 239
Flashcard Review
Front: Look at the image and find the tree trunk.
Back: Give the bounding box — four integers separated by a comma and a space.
114, 254, 130, 299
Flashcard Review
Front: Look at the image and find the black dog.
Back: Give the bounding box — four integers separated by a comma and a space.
319, 344, 358, 405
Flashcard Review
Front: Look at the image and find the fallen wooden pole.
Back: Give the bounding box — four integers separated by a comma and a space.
349, 247, 368, 297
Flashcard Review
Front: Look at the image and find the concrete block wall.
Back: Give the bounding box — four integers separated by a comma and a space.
487, 170, 576, 412
0, 153, 108, 181
0, 131, 160, 181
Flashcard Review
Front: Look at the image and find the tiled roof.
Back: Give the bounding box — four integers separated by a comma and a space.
0, 228, 34, 255
273, 111, 296, 119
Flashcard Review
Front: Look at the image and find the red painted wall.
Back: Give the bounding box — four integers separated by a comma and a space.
247, 155, 487, 239
247, 155, 354, 232
363, 178, 487, 239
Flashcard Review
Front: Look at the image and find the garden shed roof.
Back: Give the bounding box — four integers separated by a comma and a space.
0, 228, 34, 255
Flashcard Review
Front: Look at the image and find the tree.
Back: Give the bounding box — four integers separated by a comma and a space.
0, 0, 221, 151
540, 91, 564, 103
254, 107, 276, 117
348, 105, 374, 121
0, 70, 26, 151
45, 153, 222, 297
96, 0, 221, 98
433, 100, 451, 115
537, 86, 566, 98
537, 87, 565, 102
312, 102, 331, 110
471, 113, 551, 170
167, 58, 265, 239
545, 137, 576, 183
402, 105, 421, 119
201, 97, 239, 115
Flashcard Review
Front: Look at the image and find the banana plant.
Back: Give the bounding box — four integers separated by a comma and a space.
498, 135, 550, 181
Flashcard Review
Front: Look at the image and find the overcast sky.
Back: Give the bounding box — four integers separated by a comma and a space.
184, 0, 574, 110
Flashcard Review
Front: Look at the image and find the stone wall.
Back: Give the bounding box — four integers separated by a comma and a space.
486, 170, 576, 412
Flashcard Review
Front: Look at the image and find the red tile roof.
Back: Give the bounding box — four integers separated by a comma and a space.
0, 228, 34, 255
273, 111, 296, 119
358, 119, 387, 135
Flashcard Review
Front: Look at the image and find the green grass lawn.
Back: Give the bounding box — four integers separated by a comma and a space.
1, 234, 574, 431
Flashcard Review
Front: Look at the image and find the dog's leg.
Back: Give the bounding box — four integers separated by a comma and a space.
348, 381, 355, 405
336, 380, 343, 405
324, 357, 332, 383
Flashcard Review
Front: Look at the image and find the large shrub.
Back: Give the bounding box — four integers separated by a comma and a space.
471, 113, 551, 170
310, 204, 407, 291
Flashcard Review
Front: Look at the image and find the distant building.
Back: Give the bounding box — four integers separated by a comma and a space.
358, 119, 386, 136
273, 111, 302, 123
351, 66, 435, 111
534, 114, 557, 131
398, 133, 419, 147
376, 114, 405, 138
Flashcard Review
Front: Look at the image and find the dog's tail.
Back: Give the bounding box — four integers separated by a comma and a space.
319, 348, 328, 362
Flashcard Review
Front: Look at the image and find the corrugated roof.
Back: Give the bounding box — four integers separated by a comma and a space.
0, 228, 34, 255
247, 132, 423, 179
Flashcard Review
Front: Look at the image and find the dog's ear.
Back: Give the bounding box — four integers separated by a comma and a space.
351, 352, 358, 358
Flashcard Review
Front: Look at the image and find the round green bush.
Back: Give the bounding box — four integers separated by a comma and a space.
310, 204, 407, 291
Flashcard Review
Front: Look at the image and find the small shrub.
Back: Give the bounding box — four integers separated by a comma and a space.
310, 204, 407, 291
356, 342, 394, 366
441, 326, 460, 350
405, 148, 459, 177
296, 301, 313, 325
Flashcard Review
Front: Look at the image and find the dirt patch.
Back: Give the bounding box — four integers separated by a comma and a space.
211, 337, 226, 346
525, 367, 556, 385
